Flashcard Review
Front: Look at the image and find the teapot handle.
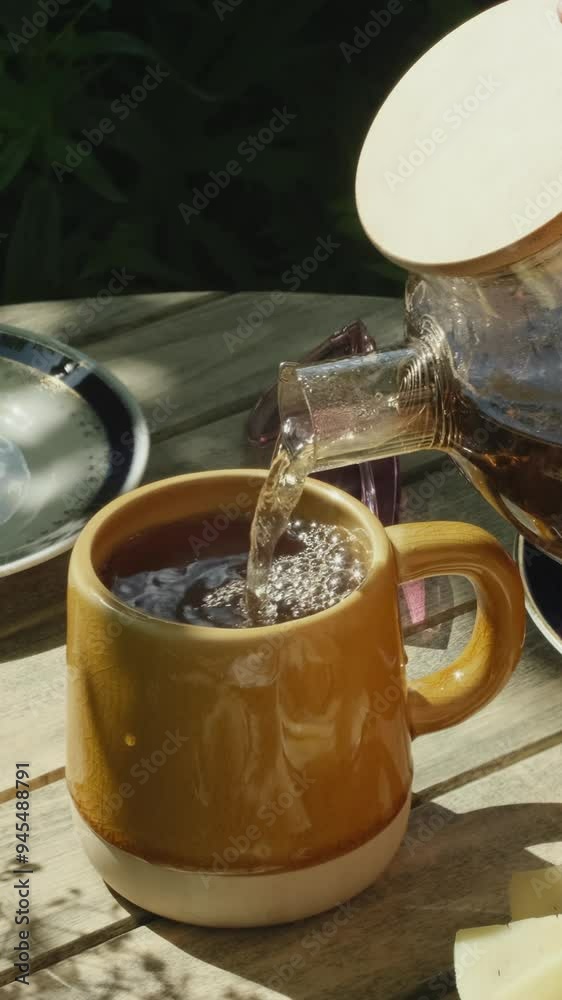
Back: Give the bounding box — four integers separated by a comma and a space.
386, 522, 526, 738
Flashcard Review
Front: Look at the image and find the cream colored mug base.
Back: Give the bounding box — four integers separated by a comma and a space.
72, 794, 411, 927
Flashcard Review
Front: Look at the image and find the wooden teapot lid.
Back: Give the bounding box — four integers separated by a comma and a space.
356, 0, 562, 276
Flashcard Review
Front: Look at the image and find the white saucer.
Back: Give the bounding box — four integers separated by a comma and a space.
0, 325, 149, 576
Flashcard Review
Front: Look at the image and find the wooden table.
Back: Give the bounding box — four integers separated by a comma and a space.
1, 292, 561, 1000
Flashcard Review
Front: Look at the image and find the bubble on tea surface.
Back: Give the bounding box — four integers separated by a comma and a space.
203, 520, 367, 627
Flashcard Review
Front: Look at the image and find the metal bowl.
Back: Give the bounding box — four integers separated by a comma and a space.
0, 325, 149, 576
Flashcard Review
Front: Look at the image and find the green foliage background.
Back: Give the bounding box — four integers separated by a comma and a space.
0, 0, 488, 304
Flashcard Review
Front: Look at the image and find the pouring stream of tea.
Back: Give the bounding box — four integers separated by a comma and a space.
246, 441, 313, 621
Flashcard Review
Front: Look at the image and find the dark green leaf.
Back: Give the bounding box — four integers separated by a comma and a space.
46, 135, 126, 203
72, 153, 127, 203
203, 0, 329, 100
90, 247, 185, 285
61, 31, 159, 62
0, 107, 28, 131
0, 1, 35, 34
80, 221, 185, 285
0, 133, 35, 191
197, 219, 256, 286
104, 110, 171, 171
3, 176, 61, 302
0, 74, 39, 114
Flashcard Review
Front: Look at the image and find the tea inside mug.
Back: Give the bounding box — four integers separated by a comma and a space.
99, 510, 367, 628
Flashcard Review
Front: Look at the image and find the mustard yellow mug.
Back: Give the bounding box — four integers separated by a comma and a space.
66, 470, 525, 927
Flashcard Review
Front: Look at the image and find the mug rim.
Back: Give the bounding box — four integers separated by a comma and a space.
69, 469, 391, 642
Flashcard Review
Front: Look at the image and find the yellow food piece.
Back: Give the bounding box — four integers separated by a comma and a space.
455, 917, 562, 999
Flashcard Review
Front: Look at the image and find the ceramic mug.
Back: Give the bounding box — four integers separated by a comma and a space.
66, 470, 525, 927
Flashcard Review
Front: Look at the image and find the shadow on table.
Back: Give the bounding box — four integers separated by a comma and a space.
139, 799, 562, 1000
6, 805, 561, 997
0, 552, 68, 663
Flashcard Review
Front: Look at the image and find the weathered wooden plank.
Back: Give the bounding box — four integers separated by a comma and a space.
3, 742, 562, 998
0, 292, 222, 347
0, 642, 66, 801
0, 925, 282, 998
80, 292, 405, 439
1, 291, 406, 453
146, 407, 263, 480
0, 553, 68, 646
0, 781, 148, 987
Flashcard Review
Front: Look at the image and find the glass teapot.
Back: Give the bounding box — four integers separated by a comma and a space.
277, 0, 562, 559
278, 240, 562, 558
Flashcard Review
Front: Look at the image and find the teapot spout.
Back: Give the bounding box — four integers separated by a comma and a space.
278, 334, 445, 473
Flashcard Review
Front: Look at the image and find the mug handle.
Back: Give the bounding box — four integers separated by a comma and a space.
386, 522, 526, 738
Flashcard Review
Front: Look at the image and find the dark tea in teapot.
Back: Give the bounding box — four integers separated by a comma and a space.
449, 389, 562, 557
